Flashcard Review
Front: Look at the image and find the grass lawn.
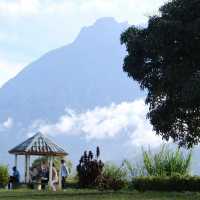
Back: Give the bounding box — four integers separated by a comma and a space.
0, 189, 199, 200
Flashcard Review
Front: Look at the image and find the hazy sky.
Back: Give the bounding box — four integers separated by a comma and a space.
0, 0, 167, 87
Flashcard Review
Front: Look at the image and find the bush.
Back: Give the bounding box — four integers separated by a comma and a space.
133, 175, 200, 192
143, 145, 192, 176
97, 163, 128, 191
76, 147, 104, 188
32, 156, 72, 173
0, 165, 9, 188
66, 176, 79, 188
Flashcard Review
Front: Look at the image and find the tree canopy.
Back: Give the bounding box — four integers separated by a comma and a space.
121, 0, 200, 148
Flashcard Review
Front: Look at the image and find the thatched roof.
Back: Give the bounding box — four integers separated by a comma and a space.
9, 132, 68, 156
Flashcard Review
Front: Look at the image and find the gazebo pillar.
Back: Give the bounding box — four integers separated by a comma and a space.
49, 156, 53, 188
24, 155, 31, 183
27, 155, 30, 183
25, 155, 28, 183
14, 154, 18, 168
59, 159, 62, 190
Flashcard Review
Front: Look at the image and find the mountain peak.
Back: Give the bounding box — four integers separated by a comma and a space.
94, 17, 128, 28
94, 17, 119, 26
75, 17, 128, 44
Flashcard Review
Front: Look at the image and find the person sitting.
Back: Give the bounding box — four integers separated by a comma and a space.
39, 162, 49, 190
29, 166, 39, 189
29, 166, 38, 182
51, 163, 58, 192
61, 159, 69, 189
8, 166, 20, 189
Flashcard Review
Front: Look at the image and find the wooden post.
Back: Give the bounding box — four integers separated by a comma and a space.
14, 155, 18, 168
49, 156, 53, 189
59, 158, 62, 190
27, 155, 30, 183
25, 155, 28, 183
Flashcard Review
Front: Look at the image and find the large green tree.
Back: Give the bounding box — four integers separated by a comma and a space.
121, 0, 200, 148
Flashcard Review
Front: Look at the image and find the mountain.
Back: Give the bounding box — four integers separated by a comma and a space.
0, 18, 143, 166
0, 18, 141, 124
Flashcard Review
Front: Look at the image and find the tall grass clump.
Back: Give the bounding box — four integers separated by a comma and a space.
143, 145, 192, 176
0, 165, 9, 188
122, 159, 145, 178
103, 163, 127, 181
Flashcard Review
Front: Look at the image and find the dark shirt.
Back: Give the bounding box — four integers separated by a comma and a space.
39, 169, 49, 181
13, 170, 20, 183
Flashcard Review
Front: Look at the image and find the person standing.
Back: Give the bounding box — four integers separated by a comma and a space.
51, 163, 58, 191
61, 159, 69, 189
8, 166, 20, 189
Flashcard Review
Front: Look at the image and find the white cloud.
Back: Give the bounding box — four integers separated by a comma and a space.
3, 117, 14, 129
0, 0, 167, 24
0, 117, 14, 131
29, 99, 163, 147
0, 0, 40, 17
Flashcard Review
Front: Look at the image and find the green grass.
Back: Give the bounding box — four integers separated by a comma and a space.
0, 189, 199, 200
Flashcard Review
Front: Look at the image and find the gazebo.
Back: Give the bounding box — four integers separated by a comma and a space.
8, 132, 68, 189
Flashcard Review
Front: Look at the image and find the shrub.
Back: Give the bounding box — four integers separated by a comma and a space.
143, 145, 192, 176
133, 175, 200, 192
32, 156, 72, 173
66, 176, 79, 188
97, 163, 128, 191
0, 165, 9, 188
76, 147, 104, 188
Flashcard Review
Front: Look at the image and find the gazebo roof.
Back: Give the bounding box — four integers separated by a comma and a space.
9, 132, 68, 156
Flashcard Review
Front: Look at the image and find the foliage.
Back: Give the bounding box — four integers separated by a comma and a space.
122, 159, 145, 178
76, 147, 104, 188
121, 0, 200, 148
32, 156, 72, 173
142, 145, 192, 176
122, 160, 136, 178
133, 175, 200, 192
103, 163, 127, 181
0, 165, 9, 187
98, 162, 128, 191
65, 176, 79, 188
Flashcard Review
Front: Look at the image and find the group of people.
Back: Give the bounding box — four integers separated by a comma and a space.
8, 159, 69, 191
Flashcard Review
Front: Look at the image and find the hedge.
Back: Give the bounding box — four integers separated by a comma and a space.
0, 165, 9, 188
133, 175, 200, 192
